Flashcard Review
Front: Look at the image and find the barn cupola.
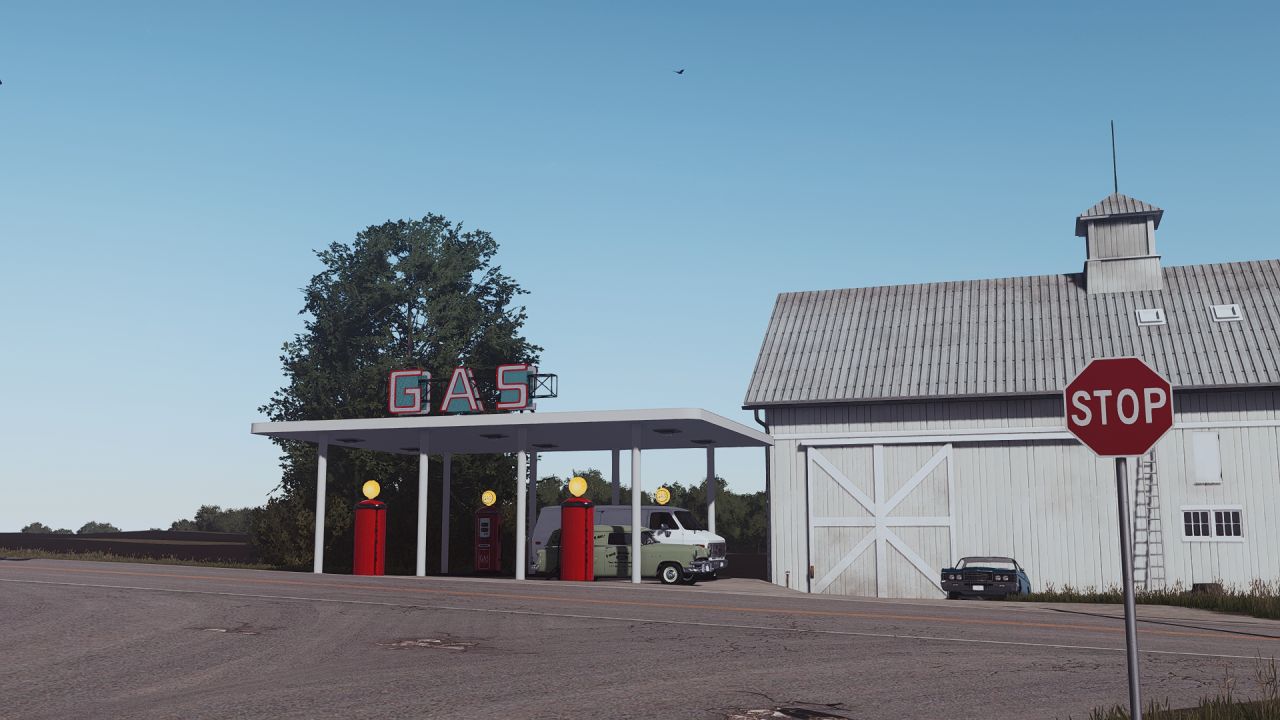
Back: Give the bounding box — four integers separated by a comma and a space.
1075, 192, 1164, 293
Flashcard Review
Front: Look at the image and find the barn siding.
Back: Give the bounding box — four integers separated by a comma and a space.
767, 389, 1280, 596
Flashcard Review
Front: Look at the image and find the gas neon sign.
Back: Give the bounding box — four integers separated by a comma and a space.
388, 364, 544, 415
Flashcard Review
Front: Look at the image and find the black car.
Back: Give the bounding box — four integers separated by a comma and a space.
941, 556, 1030, 599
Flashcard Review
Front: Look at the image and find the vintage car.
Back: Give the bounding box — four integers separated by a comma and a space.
941, 556, 1031, 599
537, 524, 715, 584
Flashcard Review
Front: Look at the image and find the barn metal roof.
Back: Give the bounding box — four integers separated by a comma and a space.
744, 260, 1280, 407
1075, 192, 1164, 235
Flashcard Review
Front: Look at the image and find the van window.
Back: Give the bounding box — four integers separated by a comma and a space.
648, 512, 676, 530
606, 532, 628, 546
674, 511, 702, 531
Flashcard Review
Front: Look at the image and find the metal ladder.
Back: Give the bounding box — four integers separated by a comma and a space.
1132, 452, 1165, 590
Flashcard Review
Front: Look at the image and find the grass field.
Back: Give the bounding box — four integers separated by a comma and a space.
1012, 580, 1280, 621
0, 546, 281, 571
1075, 658, 1280, 719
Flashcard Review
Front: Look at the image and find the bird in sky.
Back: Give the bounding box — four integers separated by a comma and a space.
673, 69, 684, 75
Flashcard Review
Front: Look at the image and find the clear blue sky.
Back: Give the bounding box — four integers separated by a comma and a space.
1, 2, 1276, 531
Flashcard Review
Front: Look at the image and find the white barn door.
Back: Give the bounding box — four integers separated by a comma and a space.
806, 444, 955, 598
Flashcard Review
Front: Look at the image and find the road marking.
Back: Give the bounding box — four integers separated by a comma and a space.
0, 577, 1270, 662
1, 563, 1273, 642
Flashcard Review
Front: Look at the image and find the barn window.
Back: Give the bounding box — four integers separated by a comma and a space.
1182, 507, 1243, 541
1190, 432, 1223, 484
1215, 510, 1243, 538
1135, 308, 1166, 326
1183, 510, 1210, 538
1210, 303, 1243, 322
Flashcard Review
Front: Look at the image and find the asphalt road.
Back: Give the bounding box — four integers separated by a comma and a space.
3, 559, 1279, 720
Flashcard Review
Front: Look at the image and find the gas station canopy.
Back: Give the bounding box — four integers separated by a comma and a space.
251, 407, 772, 454
251, 407, 771, 583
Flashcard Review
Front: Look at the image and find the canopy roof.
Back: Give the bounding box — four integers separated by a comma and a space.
251, 408, 772, 455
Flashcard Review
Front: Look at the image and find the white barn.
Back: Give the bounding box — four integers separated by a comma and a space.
745, 193, 1280, 598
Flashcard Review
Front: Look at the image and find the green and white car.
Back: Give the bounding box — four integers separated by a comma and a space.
536, 524, 715, 584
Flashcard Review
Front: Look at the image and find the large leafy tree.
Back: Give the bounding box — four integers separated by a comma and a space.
255, 215, 541, 571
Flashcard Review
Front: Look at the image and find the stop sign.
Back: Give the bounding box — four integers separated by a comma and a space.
1064, 357, 1174, 457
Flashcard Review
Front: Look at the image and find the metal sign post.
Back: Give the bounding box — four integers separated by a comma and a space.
1064, 356, 1174, 720
1114, 457, 1142, 720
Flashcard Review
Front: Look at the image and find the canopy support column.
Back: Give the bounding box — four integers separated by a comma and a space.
440, 452, 452, 574
631, 425, 642, 584
611, 449, 621, 505
516, 429, 528, 580
416, 431, 429, 577
706, 447, 716, 536
527, 449, 538, 557
313, 439, 328, 574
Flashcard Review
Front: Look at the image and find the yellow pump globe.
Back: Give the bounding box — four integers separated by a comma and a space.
362, 480, 381, 500
655, 486, 671, 505
481, 490, 498, 507
568, 476, 588, 498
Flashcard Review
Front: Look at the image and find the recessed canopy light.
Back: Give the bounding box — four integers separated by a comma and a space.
652, 428, 682, 435
480, 433, 508, 440
335, 437, 364, 443
691, 439, 716, 445
399, 447, 419, 453
532, 443, 558, 449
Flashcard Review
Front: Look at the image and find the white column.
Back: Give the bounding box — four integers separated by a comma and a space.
313, 439, 328, 574
440, 453, 452, 574
611, 449, 621, 505
631, 425, 642, 584
706, 447, 716, 536
527, 450, 538, 554
515, 429, 528, 580
416, 431, 429, 577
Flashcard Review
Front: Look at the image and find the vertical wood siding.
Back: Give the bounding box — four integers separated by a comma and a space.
768, 390, 1280, 596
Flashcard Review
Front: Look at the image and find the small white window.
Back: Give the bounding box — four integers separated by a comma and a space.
1135, 308, 1166, 326
1182, 506, 1243, 541
1191, 432, 1222, 485
1214, 510, 1243, 538
1210, 303, 1242, 322
1183, 510, 1210, 538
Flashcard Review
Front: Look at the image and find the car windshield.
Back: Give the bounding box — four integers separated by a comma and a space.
674, 510, 702, 531
958, 558, 1017, 571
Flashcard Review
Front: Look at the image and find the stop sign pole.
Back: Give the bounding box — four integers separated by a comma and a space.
1064, 357, 1174, 720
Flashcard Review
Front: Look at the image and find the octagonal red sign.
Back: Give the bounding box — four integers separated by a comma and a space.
1064, 357, 1174, 457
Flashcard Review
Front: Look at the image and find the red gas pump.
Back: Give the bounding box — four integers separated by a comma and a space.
474, 506, 503, 573
559, 497, 594, 581
353, 495, 387, 576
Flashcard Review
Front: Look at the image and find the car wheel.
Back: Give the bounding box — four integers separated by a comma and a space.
947, 592, 960, 600
659, 563, 683, 585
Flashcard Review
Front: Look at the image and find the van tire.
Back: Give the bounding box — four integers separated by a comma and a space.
658, 563, 682, 585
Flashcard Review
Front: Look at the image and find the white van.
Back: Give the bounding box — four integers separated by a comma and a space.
530, 505, 728, 576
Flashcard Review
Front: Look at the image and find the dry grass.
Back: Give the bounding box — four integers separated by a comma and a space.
0, 546, 282, 571
1076, 658, 1280, 719
1011, 579, 1280, 621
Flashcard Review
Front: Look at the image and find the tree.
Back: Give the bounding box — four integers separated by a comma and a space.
256, 214, 541, 571
21, 522, 53, 534
170, 505, 254, 533
77, 521, 120, 535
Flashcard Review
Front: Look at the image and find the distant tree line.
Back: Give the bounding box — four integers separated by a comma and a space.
168, 505, 254, 534
21, 521, 119, 535
19, 506, 253, 536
